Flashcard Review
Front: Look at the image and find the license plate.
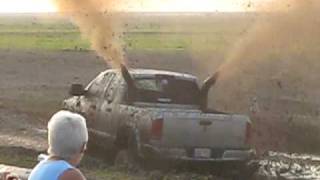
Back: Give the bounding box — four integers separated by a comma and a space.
194, 148, 211, 158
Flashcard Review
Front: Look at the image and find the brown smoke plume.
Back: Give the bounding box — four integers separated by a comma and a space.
215, 0, 320, 108
53, 0, 126, 67
211, 0, 320, 152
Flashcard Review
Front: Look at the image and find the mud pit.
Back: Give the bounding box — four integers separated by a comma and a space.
257, 152, 320, 180
1, 49, 320, 179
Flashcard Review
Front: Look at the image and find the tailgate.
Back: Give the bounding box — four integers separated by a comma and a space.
160, 114, 250, 149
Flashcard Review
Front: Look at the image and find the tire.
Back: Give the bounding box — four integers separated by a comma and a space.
230, 161, 260, 180
86, 130, 117, 163
114, 149, 136, 169
239, 161, 260, 179
114, 130, 141, 170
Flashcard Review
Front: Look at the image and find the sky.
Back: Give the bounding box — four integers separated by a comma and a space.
0, 0, 262, 13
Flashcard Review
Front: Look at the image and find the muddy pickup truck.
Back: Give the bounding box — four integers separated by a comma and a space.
63, 65, 255, 167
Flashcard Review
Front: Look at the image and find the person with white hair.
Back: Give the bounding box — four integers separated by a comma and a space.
28, 110, 88, 180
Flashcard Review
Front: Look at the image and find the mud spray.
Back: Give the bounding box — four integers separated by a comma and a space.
53, 0, 126, 67
211, 0, 320, 153
219, 0, 320, 82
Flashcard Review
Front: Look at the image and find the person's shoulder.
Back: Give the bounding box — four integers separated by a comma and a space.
59, 168, 86, 180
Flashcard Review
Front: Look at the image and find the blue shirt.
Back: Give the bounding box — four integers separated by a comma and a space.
28, 160, 74, 180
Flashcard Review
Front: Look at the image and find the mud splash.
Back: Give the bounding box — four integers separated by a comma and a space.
204, 0, 320, 153
217, 0, 320, 101
257, 151, 320, 180
53, 0, 126, 67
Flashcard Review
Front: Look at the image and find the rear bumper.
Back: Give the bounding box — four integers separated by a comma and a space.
140, 144, 256, 162
179, 149, 256, 162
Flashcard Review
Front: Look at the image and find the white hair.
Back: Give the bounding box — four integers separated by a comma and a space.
47, 110, 88, 160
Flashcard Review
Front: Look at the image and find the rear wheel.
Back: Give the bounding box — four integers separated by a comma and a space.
221, 161, 259, 180
236, 161, 260, 180
114, 130, 141, 170
114, 149, 137, 169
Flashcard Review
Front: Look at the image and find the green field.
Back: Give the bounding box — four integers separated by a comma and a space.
0, 13, 253, 52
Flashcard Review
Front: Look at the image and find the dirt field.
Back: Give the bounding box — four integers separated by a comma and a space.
0, 49, 226, 179
1, 12, 320, 179
1, 49, 320, 179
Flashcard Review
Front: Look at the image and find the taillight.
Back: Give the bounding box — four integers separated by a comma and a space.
245, 122, 252, 145
151, 118, 163, 140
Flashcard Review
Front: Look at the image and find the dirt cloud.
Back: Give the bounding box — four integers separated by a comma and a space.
53, 0, 126, 67
214, 0, 320, 109
210, 0, 320, 153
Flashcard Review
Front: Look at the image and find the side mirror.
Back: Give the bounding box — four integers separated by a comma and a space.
69, 84, 85, 96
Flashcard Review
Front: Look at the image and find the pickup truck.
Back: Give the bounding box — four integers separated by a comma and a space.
63, 65, 256, 168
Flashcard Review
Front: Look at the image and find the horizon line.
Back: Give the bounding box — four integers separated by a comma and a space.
0, 10, 256, 14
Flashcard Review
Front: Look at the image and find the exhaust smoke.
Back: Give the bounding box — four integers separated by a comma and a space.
211, 0, 320, 152
214, 0, 320, 110
53, 0, 126, 67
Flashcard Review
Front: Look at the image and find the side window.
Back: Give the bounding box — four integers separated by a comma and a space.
104, 75, 119, 103
103, 73, 116, 93
86, 73, 113, 97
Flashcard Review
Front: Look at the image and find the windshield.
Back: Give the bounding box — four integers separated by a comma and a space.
131, 76, 200, 105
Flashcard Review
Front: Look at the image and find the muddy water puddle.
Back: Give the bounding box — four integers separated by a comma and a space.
256, 151, 320, 180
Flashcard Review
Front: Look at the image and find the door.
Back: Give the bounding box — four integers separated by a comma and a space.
97, 73, 119, 137
85, 72, 115, 132
81, 73, 106, 126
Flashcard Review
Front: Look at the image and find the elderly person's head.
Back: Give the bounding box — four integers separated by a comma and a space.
29, 111, 87, 180
47, 110, 88, 165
